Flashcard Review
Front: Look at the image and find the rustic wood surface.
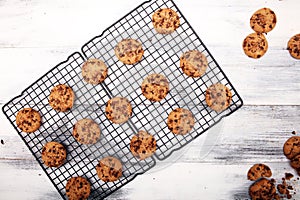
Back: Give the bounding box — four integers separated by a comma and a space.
0, 0, 300, 199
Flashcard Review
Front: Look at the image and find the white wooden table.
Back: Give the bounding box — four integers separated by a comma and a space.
0, 0, 299, 199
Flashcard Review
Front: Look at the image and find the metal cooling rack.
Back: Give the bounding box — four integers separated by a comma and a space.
2, 0, 243, 199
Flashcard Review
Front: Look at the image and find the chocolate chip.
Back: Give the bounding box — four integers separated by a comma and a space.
1, 139, 4, 145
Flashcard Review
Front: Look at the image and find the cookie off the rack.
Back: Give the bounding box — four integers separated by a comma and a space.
48, 84, 75, 112
16, 108, 41, 133
250, 8, 277, 34
242, 32, 268, 59
287, 33, 300, 59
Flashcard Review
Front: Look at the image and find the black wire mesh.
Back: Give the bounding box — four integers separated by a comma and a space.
81, 0, 243, 161
2, 52, 156, 200
2, 0, 243, 199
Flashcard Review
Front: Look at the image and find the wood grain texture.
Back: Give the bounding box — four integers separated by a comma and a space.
0, 0, 300, 199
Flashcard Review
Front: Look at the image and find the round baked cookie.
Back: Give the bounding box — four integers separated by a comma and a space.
287, 33, 300, 59
250, 8, 277, 33
167, 108, 195, 135
96, 156, 122, 182
105, 97, 132, 124
42, 141, 66, 167
152, 8, 180, 34
114, 39, 144, 65
16, 108, 41, 133
249, 178, 277, 200
290, 154, 300, 169
180, 50, 208, 78
141, 74, 169, 102
81, 58, 108, 84
49, 84, 75, 112
66, 177, 91, 200
130, 130, 157, 160
243, 32, 268, 59
205, 83, 232, 112
247, 163, 272, 181
283, 136, 300, 159
72, 119, 101, 144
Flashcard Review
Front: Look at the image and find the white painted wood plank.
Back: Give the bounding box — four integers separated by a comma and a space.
1, 160, 300, 200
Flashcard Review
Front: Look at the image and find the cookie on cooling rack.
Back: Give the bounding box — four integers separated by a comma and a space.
247, 163, 272, 181
287, 33, 300, 59
16, 108, 41, 133
180, 50, 208, 78
141, 74, 169, 102
250, 8, 277, 33
249, 178, 277, 200
42, 141, 66, 167
152, 8, 180, 34
105, 97, 132, 124
130, 130, 157, 160
283, 136, 300, 159
49, 84, 75, 112
114, 39, 144, 65
243, 32, 268, 59
66, 176, 91, 200
96, 156, 122, 182
167, 108, 195, 135
72, 118, 101, 144
205, 83, 232, 112
81, 58, 108, 84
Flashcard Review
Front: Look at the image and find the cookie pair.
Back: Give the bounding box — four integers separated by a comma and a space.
243, 8, 277, 59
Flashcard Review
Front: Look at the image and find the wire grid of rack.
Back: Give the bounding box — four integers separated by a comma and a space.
2, 0, 243, 199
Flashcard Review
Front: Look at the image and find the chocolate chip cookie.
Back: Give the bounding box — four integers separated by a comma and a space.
152, 8, 180, 34
130, 130, 157, 160
243, 32, 268, 59
42, 141, 66, 167
247, 163, 272, 181
66, 177, 91, 200
141, 74, 169, 102
96, 156, 122, 182
16, 108, 41, 133
290, 154, 300, 169
49, 84, 75, 112
167, 108, 195, 135
72, 119, 101, 144
205, 83, 232, 112
105, 97, 132, 124
114, 39, 144, 65
249, 178, 277, 200
81, 58, 108, 84
283, 136, 300, 159
287, 33, 300, 59
180, 50, 208, 78
250, 8, 277, 33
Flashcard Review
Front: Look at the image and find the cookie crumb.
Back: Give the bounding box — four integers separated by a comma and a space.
292, 131, 296, 135
285, 173, 294, 180
1, 139, 4, 145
